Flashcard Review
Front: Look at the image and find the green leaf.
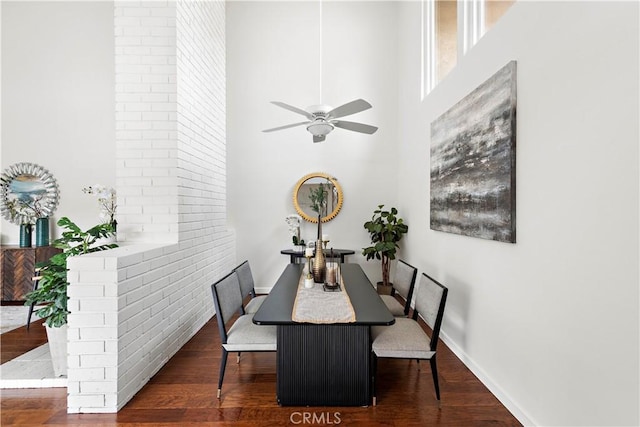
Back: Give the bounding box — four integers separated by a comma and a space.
23, 217, 118, 328
362, 204, 409, 285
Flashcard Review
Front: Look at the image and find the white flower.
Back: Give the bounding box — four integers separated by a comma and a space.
83, 185, 117, 224
285, 214, 302, 235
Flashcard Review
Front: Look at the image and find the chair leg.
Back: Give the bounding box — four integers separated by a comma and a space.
372, 353, 378, 406
26, 302, 36, 330
236, 352, 241, 364
217, 349, 229, 399
416, 359, 420, 371
26, 279, 39, 330
430, 356, 441, 401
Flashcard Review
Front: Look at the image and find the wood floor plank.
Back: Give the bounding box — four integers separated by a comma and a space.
0, 318, 47, 364
0, 317, 522, 426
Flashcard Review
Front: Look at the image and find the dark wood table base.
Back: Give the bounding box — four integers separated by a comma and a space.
277, 324, 370, 406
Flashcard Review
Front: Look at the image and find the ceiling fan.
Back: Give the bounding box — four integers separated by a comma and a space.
262, 98, 378, 143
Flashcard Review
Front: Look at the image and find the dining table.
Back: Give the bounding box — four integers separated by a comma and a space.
252, 263, 395, 406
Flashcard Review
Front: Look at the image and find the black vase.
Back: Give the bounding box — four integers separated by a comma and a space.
35, 217, 50, 247
19, 224, 32, 248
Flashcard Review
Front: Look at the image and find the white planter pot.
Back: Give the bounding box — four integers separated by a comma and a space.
44, 323, 68, 377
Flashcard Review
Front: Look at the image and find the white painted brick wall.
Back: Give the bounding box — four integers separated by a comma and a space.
67, 0, 234, 414
115, 1, 179, 244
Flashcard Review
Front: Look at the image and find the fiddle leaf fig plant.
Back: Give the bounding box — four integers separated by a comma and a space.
24, 216, 117, 328
362, 205, 409, 287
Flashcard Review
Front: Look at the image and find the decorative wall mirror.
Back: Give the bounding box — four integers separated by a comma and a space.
0, 162, 60, 225
293, 172, 343, 223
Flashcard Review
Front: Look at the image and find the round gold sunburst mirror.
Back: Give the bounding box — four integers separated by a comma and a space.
293, 172, 343, 223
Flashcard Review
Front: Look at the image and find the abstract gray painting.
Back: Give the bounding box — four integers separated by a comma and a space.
430, 61, 516, 243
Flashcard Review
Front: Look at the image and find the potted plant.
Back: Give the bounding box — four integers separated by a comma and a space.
83, 185, 117, 238
362, 205, 409, 294
24, 216, 117, 376
285, 214, 305, 251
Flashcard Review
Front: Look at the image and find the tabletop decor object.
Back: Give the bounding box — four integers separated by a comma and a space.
324, 248, 340, 290
312, 215, 326, 283
312, 239, 326, 283
285, 214, 305, 250
304, 247, 314, 288
363, 205, 409, 292
19, 224, 32, 247
323, 269, 341, 291
35, 217, 50, 247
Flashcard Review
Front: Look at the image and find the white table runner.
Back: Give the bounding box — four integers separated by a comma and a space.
291, 273, 356, 324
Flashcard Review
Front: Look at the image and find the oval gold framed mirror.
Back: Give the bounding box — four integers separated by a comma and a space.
293, 172, 343, 223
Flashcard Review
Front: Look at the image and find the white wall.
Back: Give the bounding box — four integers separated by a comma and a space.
396, 1, 639, 426
226, 1, 401, 290
1, 1, 116, 242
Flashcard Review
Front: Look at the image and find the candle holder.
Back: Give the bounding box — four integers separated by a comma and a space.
323, 247, 340, 290
305, 254, 313, 278
304, 253, 314, 288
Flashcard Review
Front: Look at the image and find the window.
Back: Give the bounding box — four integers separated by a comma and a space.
436, 0, 458, 83
422, 0, 457, 96
485, 0, 515, 32
422, 0, 515, 98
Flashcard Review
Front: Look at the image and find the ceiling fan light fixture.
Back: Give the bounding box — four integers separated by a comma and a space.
306, 120, 334, 137
264, 99, 376, 141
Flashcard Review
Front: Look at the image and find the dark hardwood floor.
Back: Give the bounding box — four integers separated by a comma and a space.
1, 309, 522, 426
1, 318, 48, 364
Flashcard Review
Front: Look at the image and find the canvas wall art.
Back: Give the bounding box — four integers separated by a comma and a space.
430, 61, 516, 243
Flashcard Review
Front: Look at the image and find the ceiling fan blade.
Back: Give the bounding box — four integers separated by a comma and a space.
326, 99, 372, 119
270, 101, 314, 120
333, 120, 378, 135
263, 121, 309, 132
313, 134, 326, 143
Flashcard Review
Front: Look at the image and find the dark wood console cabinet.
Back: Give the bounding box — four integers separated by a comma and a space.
0, 246, 61, 302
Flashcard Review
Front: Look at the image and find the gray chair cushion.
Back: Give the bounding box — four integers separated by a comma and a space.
394, 260, 416, 301
372, 318, 435, 359
235, 260, 256, 300
380, 295, 407, 317
223, 314, 277, 352
244, 295, 267, 314
215, 273, 243, 324
415, 274, 445, 329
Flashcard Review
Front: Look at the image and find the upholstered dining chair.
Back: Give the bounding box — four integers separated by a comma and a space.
371, 272, 448, 405
380, 259, 418, 317
234, 260, 267, 315
211, 271, 277, 398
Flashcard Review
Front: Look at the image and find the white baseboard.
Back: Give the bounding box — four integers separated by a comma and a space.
255, 287, 272, 295
439, 331, 535, 426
